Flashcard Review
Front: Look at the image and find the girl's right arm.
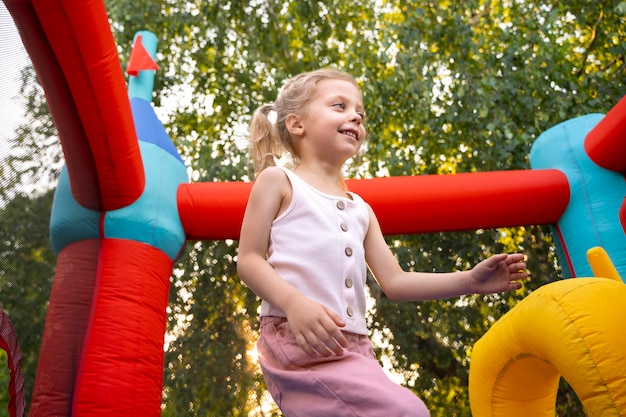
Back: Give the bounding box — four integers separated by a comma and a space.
237, 167, 347, 356
237, 167, 294, 307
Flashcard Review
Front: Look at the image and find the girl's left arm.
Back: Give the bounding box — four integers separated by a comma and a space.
363, 205, 527, 301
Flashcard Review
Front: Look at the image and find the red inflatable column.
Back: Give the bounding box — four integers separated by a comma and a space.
73, 239, 172, 416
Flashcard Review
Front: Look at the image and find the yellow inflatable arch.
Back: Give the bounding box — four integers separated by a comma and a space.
469, 249, 626, 416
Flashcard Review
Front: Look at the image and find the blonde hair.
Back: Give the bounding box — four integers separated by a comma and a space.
248, 68, 360, 176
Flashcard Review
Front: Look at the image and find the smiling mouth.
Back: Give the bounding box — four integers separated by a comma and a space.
340, 130, 358, 140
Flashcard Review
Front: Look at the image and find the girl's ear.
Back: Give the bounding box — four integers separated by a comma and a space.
285, 114, 304, 136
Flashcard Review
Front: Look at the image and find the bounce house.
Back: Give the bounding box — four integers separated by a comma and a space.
2, 0, 625, 415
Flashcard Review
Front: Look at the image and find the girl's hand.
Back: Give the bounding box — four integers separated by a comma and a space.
470, 253, 528, 294
283, 296, 348, 357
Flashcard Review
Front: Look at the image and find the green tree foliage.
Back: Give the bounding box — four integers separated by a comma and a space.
163, 240, 264, 416
0, 190, 55, 410
2, 0, 624, 415
0, 62, 59, 412
1, 67, 63, 201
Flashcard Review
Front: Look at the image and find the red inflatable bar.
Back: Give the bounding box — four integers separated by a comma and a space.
585, 95, 626, 174
178, 169, 571, 240
4, 0, 144, 211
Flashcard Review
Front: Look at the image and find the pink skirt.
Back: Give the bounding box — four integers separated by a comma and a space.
258, 316, 430, 417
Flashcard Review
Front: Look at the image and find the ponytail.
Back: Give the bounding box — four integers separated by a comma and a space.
248, 104, 284, 176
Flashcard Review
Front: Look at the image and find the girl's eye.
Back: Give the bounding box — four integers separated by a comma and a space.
334, 103, 346, 110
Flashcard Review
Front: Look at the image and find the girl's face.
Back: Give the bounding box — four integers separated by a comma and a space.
297, 79, 366, 163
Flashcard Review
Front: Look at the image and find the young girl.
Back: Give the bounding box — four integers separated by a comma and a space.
237, 69, 527, 416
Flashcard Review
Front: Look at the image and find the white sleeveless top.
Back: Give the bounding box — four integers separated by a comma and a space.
260, 167, 371, 335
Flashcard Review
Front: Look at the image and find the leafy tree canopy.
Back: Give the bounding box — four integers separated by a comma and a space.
3, 0, 624, 415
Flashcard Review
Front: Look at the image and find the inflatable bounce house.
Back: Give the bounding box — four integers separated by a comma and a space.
2, 0, 625, 415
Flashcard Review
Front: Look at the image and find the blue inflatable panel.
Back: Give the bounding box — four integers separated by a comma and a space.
103, 141, 187, 261
49, 166, 101, 254
51, 89, 188, 260
130, 97, 183, 163
530, 114, 626, 281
